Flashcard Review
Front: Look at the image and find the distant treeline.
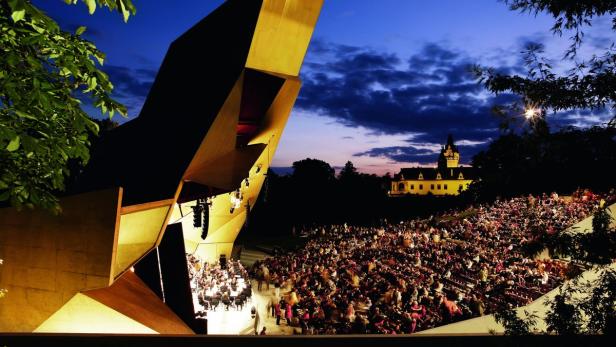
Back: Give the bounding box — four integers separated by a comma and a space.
464, 126, 616, 202
239, 126, 616, 240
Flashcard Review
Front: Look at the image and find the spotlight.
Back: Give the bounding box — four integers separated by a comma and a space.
229, 189, 242, 213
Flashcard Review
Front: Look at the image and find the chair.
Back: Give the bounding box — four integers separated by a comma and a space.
211, 298, 220, 311
235, 297, 243, 310
202, 301, 211, 311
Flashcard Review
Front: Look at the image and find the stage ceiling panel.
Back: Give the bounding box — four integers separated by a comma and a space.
184, 144, 267, 192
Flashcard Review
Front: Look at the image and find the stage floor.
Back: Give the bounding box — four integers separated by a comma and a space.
203, 280, 297, 335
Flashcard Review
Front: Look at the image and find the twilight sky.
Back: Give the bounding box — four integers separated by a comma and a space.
37, 0, 614, 175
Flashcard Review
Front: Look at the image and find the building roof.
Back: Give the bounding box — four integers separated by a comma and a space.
397, 167, 475, 181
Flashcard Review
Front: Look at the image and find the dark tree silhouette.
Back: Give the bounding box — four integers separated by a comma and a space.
475, 1, 616, 127
494, 207, 616, 335
465, 126, 616, 202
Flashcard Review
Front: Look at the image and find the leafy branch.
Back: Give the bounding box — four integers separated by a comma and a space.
0, 0, 135, 212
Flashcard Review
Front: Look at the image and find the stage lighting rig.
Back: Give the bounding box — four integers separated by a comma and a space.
192, 203, 203, 228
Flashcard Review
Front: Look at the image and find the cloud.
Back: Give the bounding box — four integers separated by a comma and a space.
270, 166, 294, 176
104, 65, 155, 98
297, 41, 520, 148
297, 40, 608, 166
549, 107, 613, 129
101, 65, 157, 119
354, 145, 438, 164
354, 139, 492, 165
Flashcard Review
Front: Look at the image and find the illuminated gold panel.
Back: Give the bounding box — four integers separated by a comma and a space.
186, 143, 266, 191
113, 205, 171, 278
181, 76, 302, 262
34, 293, 156, 334
194, 242, 234, 264
83, 271, 194, 334
0, 188, 121, 332
206, 209, 247, 244
247, 0, 324, 76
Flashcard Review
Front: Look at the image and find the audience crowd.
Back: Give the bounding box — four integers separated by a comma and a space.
249, 190, 614, 335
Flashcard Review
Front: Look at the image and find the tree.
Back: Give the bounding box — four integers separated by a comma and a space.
474, 0, 616, 127
339, 161, 359, 182
466, 126, 616, 201
0, 0, 136, 212
477, 1, 616, 335
494, 207, 616, 335
292, 158, 336, 184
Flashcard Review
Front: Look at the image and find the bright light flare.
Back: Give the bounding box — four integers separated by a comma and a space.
524, 107, 540, 119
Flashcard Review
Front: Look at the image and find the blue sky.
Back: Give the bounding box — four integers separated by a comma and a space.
36, 0, 614, 175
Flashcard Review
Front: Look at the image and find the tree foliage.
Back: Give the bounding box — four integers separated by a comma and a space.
0, 0, 135, 212
496, 207, 616, 335
476, 0, 616, 335
494, 308, 538, 336
465, 126, 616, 202
474, 0, 616, 126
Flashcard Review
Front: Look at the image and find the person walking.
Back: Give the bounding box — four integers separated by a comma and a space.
256, 267, 263, 291
270, 295, 277, 317
275, 301, 282, 325
285, 302, 293, 325
274, 279, 281, 298
253, 308, 261, 335
262, 265, 270, 291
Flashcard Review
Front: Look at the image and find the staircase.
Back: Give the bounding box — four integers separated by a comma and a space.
239, 248, 269, 268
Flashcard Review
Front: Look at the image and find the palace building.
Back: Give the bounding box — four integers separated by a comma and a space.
390, 135, 475, 196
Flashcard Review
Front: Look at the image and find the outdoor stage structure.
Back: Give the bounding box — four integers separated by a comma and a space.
0, 0, 323, 334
